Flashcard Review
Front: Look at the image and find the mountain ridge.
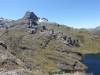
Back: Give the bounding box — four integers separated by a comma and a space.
0, 11, 99, 75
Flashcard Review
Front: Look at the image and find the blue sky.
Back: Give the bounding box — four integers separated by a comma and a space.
0, 0, 100, 28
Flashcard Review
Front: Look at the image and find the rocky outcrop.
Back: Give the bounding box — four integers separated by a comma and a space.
0, 42, 34, 75
21, 11, 38, 25
63, 35, 80, 47
47, 49, 87, 71
4, 11, 39, 29
0, 42, 26, 70
23, 11, 38, 21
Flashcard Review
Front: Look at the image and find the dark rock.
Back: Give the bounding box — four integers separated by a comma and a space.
23, 11, 38, 21
63, 36, 80, 47
22, 11, 38, 25
8, 11, 39, 29
42, 26, 47, 30
0, 42, 7, 49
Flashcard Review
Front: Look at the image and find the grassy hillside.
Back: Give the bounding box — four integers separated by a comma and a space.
0, 22, 99, 75
44, 23, 100, 53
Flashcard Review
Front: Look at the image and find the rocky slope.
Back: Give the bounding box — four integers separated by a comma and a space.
0, 11, 97, 75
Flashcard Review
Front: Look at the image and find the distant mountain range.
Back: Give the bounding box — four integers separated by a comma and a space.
0, 11, 100, 36
0, 11, 48, 29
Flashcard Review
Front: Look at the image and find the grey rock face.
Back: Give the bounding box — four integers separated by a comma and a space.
23, 11, 38, 21
0, 11, 39, 29
15, 11, 39, 26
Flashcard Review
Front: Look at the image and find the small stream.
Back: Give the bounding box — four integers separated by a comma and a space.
83, 53, 100, 75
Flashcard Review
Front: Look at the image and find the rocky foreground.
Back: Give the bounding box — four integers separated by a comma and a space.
0, 11, 93, 75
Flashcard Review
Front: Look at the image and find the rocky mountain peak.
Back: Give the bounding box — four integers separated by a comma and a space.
23, 11, 38, 21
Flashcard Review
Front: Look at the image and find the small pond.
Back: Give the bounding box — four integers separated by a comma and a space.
83, 53, 100, 75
